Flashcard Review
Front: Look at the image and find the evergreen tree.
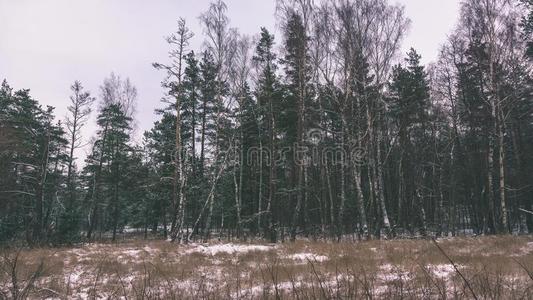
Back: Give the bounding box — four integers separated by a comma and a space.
58, 81, 94, 243
199, 50, 219, 173
253, 28, 283, 241
181, 51, 201, 165
144, 113, 176, 236
388, 48, 431, 234
0, 81, 67, 244
85, 103, 132, 240
280, 12, 313, 240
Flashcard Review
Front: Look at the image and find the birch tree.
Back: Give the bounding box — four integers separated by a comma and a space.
59, 81, 94, 241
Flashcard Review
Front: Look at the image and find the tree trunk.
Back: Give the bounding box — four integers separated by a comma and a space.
375, 113, 391, 235
33, 125, 51, 243
337, 119, 347, 239
266, 103, 277, 242
87, 122, 109, 240
353, 163, 368, 239
498, 108, 508, 233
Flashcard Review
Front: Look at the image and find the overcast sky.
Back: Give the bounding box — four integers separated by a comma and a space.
0, 0, 461, 157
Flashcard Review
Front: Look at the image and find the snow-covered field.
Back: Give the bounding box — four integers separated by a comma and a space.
1, 236, 532, 299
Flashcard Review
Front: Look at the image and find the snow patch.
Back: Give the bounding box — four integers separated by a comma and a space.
512, 241, 533, 256
186, 243, 275, 255
429, 264, 457, 279
378, 264, 411, 282
65, 266, 85, 286
285, 252, 329, 263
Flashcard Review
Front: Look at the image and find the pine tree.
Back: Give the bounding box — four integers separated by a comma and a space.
86, 103, 132, 240
253, 27, 282, 241
58, 81, 94, 242
388, 48, 431, 235
199, 51, 218, 175
144, 113, 176, 237
281, 12, 313, 240
181, 51, 201, 166
0, 81, 67, 244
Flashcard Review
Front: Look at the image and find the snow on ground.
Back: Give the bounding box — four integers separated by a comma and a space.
378, 264, 412, 282
116, 249, 143, 262
378, 263, 460, 282
6, 237, 532, 299
64, 266, 85, 286
185, 243, 276, 255
63, 243, 160, 262
429, 264, 457, 279
512, 241, 533, 256
284, 252, 329, 263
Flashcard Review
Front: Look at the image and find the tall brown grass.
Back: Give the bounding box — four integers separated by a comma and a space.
0, 236, 531, 299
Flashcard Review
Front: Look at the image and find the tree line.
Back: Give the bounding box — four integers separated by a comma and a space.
2, 0, 533, 245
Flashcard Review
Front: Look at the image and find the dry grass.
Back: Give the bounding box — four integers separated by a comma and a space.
1, 236, 532, 299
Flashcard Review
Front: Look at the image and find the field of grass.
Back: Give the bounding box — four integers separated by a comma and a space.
1, 236, 532, 299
